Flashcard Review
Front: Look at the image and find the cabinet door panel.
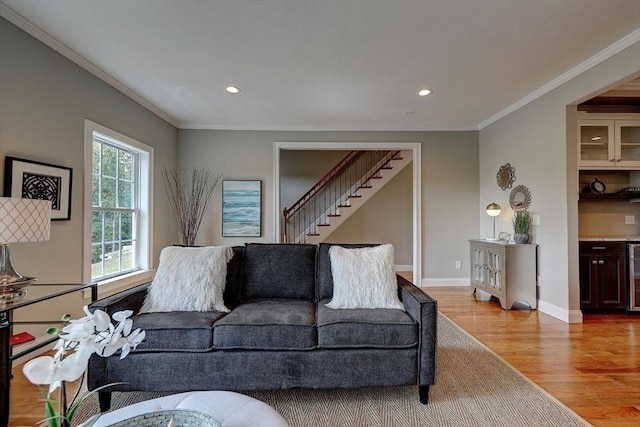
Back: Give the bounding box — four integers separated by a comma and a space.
579, 255, 596, 309
615, 119, 640, 167
578, 120, 615, 167
598, 256, 626, 308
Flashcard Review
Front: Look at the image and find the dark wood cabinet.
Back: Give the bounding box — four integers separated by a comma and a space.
579, 242, 626, 310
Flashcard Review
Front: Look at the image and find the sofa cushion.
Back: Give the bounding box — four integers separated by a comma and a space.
325, 244, 404, 310
132, 311, 226, 351
213, 299, 316, 350
140, 245, 234, 313
317, 299, 417, 348
243, 243, 317, 300
317, 243, 379, 300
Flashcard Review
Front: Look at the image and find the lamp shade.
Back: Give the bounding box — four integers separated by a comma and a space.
0, 197, 51, 243
485, 202, 501, 217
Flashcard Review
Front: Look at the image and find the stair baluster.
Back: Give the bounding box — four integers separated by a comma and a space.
283, 150, 401, 243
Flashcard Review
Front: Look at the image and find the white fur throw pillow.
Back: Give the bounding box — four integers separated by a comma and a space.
325, 244, 404, 310
140, 245, 234, 313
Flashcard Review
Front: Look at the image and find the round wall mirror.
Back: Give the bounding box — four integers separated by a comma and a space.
509, 185, 532, 211
497, 163, 516, 190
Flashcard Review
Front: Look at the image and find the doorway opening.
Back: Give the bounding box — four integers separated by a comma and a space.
273, 141, 422, 283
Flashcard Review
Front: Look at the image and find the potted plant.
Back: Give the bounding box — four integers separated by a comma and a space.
512, 210, 531, 244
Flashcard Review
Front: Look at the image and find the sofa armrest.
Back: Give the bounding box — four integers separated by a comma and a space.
397, 275, 437, 389
89, 282, 151, 315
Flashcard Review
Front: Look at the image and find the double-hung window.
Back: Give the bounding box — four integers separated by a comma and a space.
84, 120, 153, 287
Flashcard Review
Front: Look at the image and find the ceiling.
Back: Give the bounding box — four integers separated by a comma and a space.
1, 0, 639, 131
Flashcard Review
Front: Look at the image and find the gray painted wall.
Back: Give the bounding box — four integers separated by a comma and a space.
479, 42, 640, 321
328, 163, 413, 264
280, 150, 347, 210
178, 129, 479, 280
0, 18, 178, 324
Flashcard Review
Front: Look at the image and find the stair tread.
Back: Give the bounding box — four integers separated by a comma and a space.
337, 204, 351, 208
307, 233, 320, 236
317, 223, 330, 227
380, 166, 393, 170
349, 194, 362, 198
327, 214, 341, 217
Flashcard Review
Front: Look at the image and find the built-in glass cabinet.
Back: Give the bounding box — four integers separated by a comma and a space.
578, 114, 640, 169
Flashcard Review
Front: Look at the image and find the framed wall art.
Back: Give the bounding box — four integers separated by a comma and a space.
3, 156, 73, 220
222, 180, 262, 237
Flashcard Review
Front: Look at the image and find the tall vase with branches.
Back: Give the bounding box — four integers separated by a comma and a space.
162, 167, 222, 246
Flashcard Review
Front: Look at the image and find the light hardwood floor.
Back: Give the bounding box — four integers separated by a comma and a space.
8, 286, 640, 426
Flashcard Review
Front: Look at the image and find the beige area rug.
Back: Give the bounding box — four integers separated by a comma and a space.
73, 313, 591, 427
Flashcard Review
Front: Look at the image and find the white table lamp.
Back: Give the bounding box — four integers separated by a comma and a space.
0, 197, 51, 289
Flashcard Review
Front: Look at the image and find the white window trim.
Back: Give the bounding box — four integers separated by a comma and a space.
83, 120, 154, 292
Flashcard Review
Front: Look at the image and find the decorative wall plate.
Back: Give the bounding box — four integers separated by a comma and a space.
497, 163, 516, 190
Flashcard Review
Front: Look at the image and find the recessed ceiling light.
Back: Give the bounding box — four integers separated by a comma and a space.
225, 86, 241, 94
417, 89, 431, 97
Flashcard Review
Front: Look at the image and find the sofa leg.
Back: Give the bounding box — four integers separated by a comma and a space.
98, 391, 112, 412
419, 385, 429, 404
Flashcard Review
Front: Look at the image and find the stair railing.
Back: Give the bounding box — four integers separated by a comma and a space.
283, 150, 402, 243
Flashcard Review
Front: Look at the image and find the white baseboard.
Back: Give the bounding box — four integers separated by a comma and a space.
421, 278, 470, 287
568, 310, 584, 324
537, 300, 583, 324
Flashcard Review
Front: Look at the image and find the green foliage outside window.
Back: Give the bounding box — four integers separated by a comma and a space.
91, 138, 137, 280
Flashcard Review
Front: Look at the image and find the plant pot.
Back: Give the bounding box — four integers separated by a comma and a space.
513, 233, 529, 244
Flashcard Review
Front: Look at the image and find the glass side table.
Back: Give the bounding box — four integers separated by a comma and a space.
1, 283, 97, 427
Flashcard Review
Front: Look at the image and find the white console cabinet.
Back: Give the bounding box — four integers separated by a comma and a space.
469, 239, 537, 310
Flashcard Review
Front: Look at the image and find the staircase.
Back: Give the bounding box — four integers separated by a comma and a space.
283, 150, 412, 244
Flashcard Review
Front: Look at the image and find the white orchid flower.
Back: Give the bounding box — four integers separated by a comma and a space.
61, 307, 111, 341
112, 309, 133, 322
22, 302, 146, 427
23, 352, 87, 395
119, 329, 146, 359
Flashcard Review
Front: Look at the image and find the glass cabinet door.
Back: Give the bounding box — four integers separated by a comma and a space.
615, 120, 640, 166
579, 120, 614, 167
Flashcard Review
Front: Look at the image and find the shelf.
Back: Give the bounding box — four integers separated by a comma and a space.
579, 192, 640, 200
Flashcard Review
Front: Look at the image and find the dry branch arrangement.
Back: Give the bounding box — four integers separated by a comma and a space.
162, 167, 222, 246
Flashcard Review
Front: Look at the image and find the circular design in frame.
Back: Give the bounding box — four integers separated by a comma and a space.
497, 163, 516, 190
509, 185, 532, 211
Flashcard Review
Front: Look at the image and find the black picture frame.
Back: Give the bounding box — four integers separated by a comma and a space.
3, 156, 73, 221
222, 180, 262, 237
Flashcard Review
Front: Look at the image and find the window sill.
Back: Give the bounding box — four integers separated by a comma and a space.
83, 269, 155, 300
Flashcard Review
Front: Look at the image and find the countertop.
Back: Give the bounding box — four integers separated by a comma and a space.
580, 236, 640, 241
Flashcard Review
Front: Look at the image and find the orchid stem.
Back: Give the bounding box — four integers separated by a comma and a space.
61, 381, 69, 427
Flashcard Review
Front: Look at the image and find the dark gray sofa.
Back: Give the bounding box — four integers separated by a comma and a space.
88, 243, 437, 411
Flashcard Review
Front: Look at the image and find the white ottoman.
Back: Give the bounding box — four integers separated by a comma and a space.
89, 391, 289, 427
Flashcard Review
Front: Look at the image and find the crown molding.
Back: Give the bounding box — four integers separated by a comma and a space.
179, 122, 478, 132
479, 28, 640, 130
0, 3, 179, 128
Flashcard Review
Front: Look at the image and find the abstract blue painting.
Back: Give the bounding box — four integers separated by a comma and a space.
222, 180, 262, 237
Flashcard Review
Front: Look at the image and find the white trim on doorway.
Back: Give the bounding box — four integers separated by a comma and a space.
273, 141, 422, 283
